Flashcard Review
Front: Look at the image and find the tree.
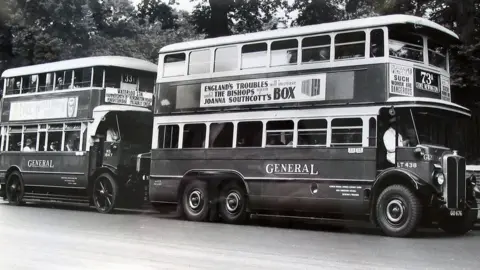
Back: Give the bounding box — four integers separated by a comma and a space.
137, 0, 178, 29
189, 0, 286, 37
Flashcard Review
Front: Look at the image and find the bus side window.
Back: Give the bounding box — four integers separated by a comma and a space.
334, 31, 366, 60
302, 35, 331, 63
23, 125, 38, 151
73, 68, 92, 88
297, 119, 327, 147
5, 78, 17, 95
266, 120, 294, 147
369, 117, 377, 147
158, 125, 179, 149
209, 122, 233, 148
38, 73, 54, 92
370, 29, 384, 57
188, 49, 210, 75
237, 121, 263, 148
21, 75, 37, 93
214, 46, 238, 72
8, 126, 22, 151
331, 118, 363, 147
163, 53, 186, 77
104, 68, 121, 88
241, 42, 267, 69
47, 124, 63, 151
183, 124, 206, 149
271, 39, 298, 66
64, 123, 81, 151
93, 67, 104, 87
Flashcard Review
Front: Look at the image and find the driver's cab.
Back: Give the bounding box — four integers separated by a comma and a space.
89, 107, 152, 173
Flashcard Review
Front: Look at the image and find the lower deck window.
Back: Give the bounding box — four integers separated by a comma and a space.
266, 120, 294, 147
331, 118, 363, 146
237, 121, 263, 147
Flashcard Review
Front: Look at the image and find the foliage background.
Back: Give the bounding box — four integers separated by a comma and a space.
0, 0, 479, 158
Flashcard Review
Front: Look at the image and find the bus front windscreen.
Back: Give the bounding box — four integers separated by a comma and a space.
408, 108, 467, 150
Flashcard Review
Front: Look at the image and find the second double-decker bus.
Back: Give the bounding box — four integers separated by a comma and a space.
138, 14, 480, 237
0, 56, 157, 213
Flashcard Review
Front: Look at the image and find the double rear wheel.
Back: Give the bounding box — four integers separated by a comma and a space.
181, 180, 248, 224
6, 171, 25, 206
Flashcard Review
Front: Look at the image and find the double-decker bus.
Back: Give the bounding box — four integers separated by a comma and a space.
0, 56, 157, 213
138, 14, 480, 237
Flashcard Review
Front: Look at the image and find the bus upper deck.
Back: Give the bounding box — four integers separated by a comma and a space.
154, 14, 456, 116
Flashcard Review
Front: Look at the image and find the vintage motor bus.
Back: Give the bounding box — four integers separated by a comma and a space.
0, 56, 156, 213
138, 15, 480, 237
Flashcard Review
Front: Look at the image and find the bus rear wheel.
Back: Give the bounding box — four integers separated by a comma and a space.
92, 173, 118, 214
375, 184, 422, 237
6, 171, 25, 206
219, 182, 248, 224
182, 181, 209, 222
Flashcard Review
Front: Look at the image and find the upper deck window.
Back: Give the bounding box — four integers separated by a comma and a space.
302, 35, 331, 63
21, 75, 38, 93
334, 31, 366, 60
241, 42, 267, 69
215, 46, 238, 72
189, 49, 210, 75
55, 70, 73, 90
73, 68, 92, 88
5, 78, 19, 95
38, 73, 54, 92
370, 29, 385, 57
428, 40, 447, 70
163, 53, 186, 77
389, 32, 423, 62
271, 39, 298, 66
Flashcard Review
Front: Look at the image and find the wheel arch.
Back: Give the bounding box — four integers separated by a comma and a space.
177, 169, 249, 202
88, 166, 118, 197
370, 168, 434, 224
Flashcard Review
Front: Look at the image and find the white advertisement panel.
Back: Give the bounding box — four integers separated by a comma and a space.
389, 64, 414, 97
105, 88, 153, 108
10, 97, 78, 121
200, 74, 327, 107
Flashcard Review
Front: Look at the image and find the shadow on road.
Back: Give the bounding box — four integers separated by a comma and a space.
4, 201, 476, 239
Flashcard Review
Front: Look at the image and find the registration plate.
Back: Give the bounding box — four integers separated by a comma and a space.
449, 210, 463, 217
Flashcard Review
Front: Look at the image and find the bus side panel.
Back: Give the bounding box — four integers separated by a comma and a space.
149, 148, 376, 216
0, 152, 89, 188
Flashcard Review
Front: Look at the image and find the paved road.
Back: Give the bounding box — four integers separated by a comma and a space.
0, 203, 478, 270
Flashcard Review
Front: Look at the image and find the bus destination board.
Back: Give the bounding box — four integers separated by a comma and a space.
105, 88, 153, 108
199, 74, 327, 107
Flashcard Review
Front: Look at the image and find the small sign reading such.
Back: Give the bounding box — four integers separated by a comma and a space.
389, 64, 414, 97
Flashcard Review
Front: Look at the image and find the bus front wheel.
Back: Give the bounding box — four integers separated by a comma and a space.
92, 173, 119, 214
6, 171, 25, 206
182, 181, 209, 222
375, 184, 422, 237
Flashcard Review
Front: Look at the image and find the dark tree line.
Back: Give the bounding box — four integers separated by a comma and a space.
0, 0, 479, 106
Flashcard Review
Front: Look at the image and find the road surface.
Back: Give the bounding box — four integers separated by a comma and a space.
0, 203, 478, 270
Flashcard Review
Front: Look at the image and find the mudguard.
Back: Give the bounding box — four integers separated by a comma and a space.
373, 167, 430, 191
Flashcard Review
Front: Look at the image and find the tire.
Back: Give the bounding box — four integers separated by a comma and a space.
182, 181, 210, 222
375, 184, 422, 237
6, 171, 25, 206
219, 182, 248, 224
439, 200, 478, 235
92, 173, 119, 214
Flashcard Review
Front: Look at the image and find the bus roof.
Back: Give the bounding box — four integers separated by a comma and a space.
160, 14, 459, 54
1, 56, 158, 78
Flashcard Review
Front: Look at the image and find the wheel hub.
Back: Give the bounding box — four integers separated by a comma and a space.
386, 199, 405, 224
226, 192, 241, 213
189, 190, 202, 210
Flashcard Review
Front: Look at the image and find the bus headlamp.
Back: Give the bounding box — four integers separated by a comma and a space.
435, 173, 445, 185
